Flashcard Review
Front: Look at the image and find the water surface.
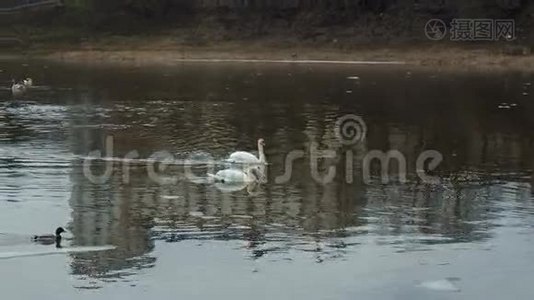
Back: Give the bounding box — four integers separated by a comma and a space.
1, 60, 534, 299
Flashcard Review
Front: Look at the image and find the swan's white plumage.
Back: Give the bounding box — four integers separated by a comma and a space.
23, 78, 33, 87
208, 169, 255, 183
11, 81, 26, 95
228, 151, 261, 164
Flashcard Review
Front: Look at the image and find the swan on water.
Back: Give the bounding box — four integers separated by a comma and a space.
208, 166, 264, 183
23, 78, 33, 87
11, 79, 26, 95
227, 138, 266, 164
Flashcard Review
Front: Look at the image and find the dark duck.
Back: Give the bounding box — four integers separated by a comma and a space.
32, 227, 66, 248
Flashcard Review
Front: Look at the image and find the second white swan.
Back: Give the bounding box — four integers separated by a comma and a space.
23, 78, 33, 87
11, 79, 26, 96
208, 167, 263, 183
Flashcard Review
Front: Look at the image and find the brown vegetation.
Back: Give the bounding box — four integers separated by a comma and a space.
2, 0, 534, 69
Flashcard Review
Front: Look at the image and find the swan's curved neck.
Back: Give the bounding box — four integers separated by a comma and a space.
258, 143, 266, 163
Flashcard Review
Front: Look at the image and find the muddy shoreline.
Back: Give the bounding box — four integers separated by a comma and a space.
3, 43, 534, 71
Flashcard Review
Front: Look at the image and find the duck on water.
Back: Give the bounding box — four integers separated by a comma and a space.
32, 227, 66, 248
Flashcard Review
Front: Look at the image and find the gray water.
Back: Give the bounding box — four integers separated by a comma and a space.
1, 60, 534, 299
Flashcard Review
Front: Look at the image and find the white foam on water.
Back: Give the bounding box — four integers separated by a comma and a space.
0, 245, 116, 260
417, 279, 461, 292
161, 195, 181, 200
173, 58, 406, 65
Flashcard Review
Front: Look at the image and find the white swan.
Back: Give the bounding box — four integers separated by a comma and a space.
214, 181, 261, 194
11, 79, 26, 95
208, 166, 263, 183
227, 138, 266, 164
23, 78, 33, 87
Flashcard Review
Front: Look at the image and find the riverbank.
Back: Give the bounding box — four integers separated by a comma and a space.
3, 1, 534, 71
3, 33, 534, 70
5, 42, 531, 71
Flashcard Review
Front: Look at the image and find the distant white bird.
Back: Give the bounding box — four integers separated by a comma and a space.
208, 166, 263, 183
11, 79, 26, 95
23, 78, 33, 87
227, 138, 266, 164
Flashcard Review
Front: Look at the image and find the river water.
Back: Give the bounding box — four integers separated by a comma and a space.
1, 59, 534, 299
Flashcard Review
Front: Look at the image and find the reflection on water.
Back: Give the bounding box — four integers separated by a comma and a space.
1, 60, 534, 296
